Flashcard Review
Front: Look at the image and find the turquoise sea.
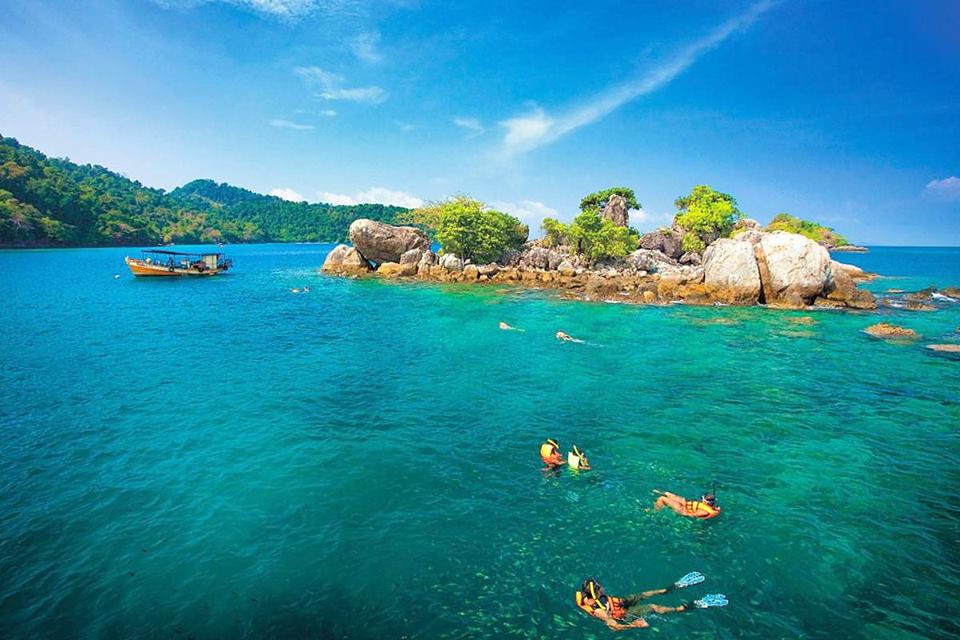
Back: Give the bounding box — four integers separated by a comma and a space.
1, 245, 958, 640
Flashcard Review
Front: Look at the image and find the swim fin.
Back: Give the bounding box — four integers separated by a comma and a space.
673, 571, 705, 590
692, 593, 728, 609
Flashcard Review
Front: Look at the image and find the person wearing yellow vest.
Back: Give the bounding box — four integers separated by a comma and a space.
574, 574, 726, 631
653, 490, 721, 519
539, 439, 565, 469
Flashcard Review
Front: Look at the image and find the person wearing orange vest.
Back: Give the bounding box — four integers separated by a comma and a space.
539, 439, 565, 469
574, 574, 726, 631
653, 490, 721, 519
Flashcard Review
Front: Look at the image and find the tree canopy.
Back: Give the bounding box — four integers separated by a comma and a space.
0, 135, 406, 247
579, 187, 640, 214
403, 195, 528, 263
765, 213, 849, 247
541, 210, 637, 261
673, 185, 742, 253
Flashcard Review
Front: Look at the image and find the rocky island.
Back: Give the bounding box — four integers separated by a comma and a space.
321, 187, 879, 311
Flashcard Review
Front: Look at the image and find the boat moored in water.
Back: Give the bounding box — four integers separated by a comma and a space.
124, 249, 233, 277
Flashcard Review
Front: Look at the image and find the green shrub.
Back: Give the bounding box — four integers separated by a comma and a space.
407, 195, 527, 263
766, 213, 849, 246
681, 231, 706, 254
674, 185, 742, 241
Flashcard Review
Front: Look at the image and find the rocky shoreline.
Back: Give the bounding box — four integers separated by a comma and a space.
321, 218, 881, 311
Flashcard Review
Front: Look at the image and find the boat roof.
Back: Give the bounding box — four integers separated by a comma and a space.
142, 249, 223, 257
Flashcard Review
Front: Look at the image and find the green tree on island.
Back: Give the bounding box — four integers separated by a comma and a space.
579, 187, 640, 214
402, 195, 528, 263
765, 213, 849, 247
673, 185, 742, 253
541, 186, 640, 261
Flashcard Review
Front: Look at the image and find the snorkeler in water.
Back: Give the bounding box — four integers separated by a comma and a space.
556, 331, 585, 343
575, 574, 726, 631
499, 321, 524, 331
567, 445, 591, 471
653, 490, 721, 519
539, 438, 565, 469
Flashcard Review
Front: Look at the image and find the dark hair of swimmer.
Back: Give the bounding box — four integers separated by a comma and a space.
703, 493, 717, 505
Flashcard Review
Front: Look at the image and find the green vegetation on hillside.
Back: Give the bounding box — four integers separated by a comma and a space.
0, 135, 405, 247
673, 185, 742, 253
765, 213, 849, 247
401, 196, 527, 263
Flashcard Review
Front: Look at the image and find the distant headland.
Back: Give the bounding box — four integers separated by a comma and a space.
322, 188, 881, 311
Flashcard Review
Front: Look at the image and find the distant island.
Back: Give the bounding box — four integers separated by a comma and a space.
0, 135, 406, 247
323, 188, 877, 311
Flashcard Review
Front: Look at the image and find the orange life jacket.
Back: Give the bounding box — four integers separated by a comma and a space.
683, 500, 721, 519
575, 592, 627, 619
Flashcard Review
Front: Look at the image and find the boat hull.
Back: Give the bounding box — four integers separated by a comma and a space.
125, 257, 226, 277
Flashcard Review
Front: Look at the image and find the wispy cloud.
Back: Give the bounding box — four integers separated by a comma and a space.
317, 187, 424, 208
923, 176, 960, 202
396, 121, 416, 132
453, 117, 485, 137
152, 1, 366, 23
351, 30, 382, 63
499, 1, 776, 154
320, 109, 338, 117
269, 118, 315, 130
490, 199, 558, 229
270, 187, 306, 201
293, 65, 387, 104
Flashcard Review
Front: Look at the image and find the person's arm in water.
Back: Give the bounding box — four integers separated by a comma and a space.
594, 609, 648, 631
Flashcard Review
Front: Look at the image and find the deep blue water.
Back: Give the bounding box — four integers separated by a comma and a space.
0, 244, 958, 639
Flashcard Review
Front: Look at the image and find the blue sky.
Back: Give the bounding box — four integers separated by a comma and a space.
1, 0, 958, 245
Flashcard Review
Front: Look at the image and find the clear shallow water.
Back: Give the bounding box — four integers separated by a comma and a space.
0, 244, 958, 640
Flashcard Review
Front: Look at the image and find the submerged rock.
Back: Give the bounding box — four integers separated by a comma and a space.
348, 218, 430, 265
926, 344, 960, 353
864, 323, 919, 339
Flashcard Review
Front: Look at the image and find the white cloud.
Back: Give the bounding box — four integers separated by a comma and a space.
500, 1, 776, 154
396, 121, 416, 132
318, 86, 387, 103
453, 117, 485, 136
923, 176, 960, 202
320, 109, 338, 117
152, 1, 362, 22
317, 187, 424, 208
293, 65, 387, 104
351, 30, 382, 64
270, 187, 306, 202
269, 118, 315, 130
490, 199, 559, 229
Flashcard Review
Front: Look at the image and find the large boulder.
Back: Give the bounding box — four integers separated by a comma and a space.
702, 238, 762, 305
824, 262, 876, 309
627, 249, 678, 273
601, 194, 630, 227
348, 219, 430, 265
755, 231, 831, 304
439, 253, 463, 271
639, 228, 684, 259
321, 244, 372, 276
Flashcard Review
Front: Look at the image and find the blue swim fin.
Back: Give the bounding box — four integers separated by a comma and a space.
673, 571, 705, 589
693, 593, 728, 609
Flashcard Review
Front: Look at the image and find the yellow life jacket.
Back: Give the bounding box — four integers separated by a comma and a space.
540, 442, 559, 463
684, 500, 721, 519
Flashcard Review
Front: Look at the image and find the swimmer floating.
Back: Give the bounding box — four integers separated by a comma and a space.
575, 573, 726, 631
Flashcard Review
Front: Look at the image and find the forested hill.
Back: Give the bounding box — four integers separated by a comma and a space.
0, 135, 405, 247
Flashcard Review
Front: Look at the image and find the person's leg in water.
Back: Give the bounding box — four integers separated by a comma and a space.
621, 588, 689, 617
653, 492, 687, 515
